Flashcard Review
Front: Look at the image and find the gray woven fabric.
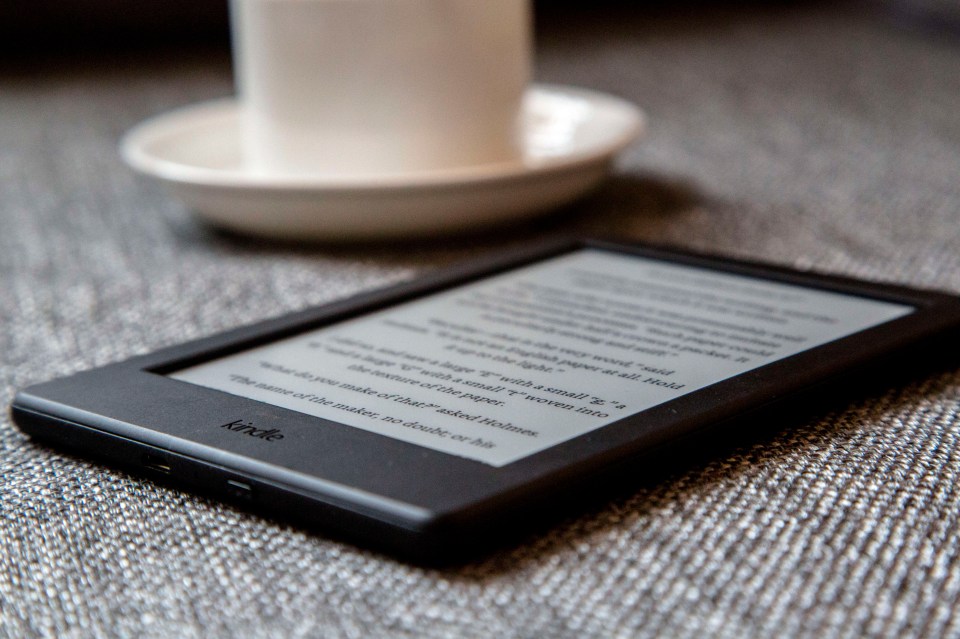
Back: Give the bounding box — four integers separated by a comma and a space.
3, 5, 960, 638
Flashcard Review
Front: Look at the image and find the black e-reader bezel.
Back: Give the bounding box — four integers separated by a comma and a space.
12, 239, 960, 563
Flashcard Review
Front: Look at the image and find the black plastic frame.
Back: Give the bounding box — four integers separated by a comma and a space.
12, 238, 960, 563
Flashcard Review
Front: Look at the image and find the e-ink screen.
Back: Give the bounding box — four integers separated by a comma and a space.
170, 250, 914, 466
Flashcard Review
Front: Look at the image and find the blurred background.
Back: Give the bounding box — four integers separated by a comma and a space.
1, 0, 959, 53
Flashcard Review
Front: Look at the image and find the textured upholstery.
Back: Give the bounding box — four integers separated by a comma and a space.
3, 5, 960, 637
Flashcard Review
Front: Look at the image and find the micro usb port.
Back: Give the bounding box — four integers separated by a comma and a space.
141, 453, 172, 474
226, 479, 254, 500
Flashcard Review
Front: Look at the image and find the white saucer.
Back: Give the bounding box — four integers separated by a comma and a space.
121, 85, 645, 240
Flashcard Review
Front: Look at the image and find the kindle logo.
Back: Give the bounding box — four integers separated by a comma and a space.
220, 419, 285, 442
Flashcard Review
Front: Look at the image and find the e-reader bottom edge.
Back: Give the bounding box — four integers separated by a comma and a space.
10, 403, 489, 565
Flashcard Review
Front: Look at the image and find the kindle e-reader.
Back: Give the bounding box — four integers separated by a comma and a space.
13, 239, 960, 562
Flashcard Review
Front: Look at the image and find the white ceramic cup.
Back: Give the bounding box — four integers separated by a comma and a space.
230, 0, 532, 176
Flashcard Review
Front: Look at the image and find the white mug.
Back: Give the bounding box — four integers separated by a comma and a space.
230, 0, 533, 176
